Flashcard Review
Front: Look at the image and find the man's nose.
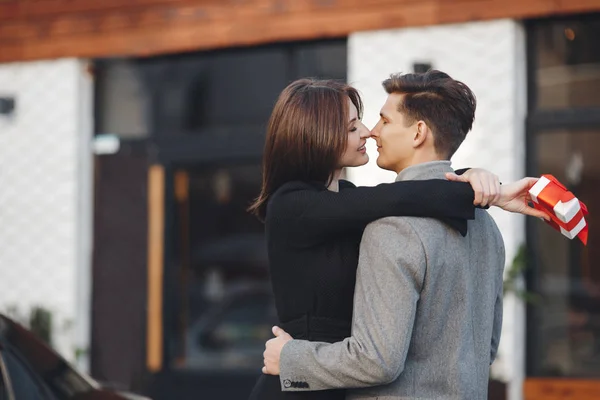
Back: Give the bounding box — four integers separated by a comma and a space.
371, 122, 380, 138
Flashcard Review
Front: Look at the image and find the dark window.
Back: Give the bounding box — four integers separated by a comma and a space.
532, 16, 600, 109
169, 164, 275, 371
527, 13, 600, 378
529, 129, 600, 377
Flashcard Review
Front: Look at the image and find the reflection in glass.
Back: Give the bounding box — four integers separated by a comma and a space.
171, 164, 276, 371
533, 15, 600, 109
533, 130, 600, 377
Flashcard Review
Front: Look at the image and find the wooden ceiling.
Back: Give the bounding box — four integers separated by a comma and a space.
1, 0, 599, 62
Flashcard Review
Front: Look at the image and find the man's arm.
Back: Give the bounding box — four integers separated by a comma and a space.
490, 246, 505, 364
278, 217, 427, 391
490, 285, 503, 364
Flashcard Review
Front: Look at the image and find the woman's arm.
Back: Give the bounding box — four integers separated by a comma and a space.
272, 179, 476, 244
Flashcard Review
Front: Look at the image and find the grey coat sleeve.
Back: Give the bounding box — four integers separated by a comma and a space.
490, 248, 505, 364
278, 217, 426, 391
489, 287, 502, 364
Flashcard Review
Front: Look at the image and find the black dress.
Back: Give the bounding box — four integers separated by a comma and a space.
248, 178, 476, 400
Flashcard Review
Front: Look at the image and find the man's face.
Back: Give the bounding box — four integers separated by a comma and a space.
371, 93, 416, 173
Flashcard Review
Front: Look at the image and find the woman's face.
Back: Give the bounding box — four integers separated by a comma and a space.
339, 98, 370, 168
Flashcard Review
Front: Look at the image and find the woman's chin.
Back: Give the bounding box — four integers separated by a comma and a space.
342, 155, 370, 169
353, 157, 369, 167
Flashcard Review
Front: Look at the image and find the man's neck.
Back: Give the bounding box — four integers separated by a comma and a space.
394, 150, 446, 174
395, 160, 454, 182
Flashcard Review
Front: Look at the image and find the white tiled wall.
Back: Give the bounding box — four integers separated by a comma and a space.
347, 20, 527, 400
0, 59, 93, 367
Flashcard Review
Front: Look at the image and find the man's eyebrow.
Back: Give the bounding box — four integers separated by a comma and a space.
379, 112, 390, 120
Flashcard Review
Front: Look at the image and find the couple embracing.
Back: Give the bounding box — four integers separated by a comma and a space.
247, 70, 546, 400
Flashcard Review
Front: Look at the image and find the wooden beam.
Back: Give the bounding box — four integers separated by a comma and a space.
524, 379, 600, 400
1, 0, 599, 62
146, 164, 165, 373
0, 0, 183, 18
436, 0, 600, 24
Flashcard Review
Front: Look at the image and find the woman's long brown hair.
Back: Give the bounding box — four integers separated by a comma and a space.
248, 78, 363, 221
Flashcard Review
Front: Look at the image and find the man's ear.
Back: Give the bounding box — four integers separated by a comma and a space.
413, 120, 429, 148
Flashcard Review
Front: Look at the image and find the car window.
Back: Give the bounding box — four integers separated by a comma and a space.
0, 351, 11, 400
0, 345, 58, 400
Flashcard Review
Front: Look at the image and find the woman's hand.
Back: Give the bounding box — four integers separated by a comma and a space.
447, 171, 550, 219
445, 168, 500, 207
492, 178, 550, 220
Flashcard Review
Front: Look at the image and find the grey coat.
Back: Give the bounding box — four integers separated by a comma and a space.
278, 161, 506, 399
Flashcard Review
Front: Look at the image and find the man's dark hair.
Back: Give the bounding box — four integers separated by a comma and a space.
382, 70, 476, 158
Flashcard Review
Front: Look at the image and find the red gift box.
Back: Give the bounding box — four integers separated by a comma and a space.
529, 174, 588, 245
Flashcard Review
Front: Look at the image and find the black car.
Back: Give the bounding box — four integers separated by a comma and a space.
0, 314, 150, 400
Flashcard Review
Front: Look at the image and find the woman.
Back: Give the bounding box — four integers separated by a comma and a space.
247, 79, 536, 400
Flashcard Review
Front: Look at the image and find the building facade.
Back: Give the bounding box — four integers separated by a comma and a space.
1, 1, 599, 399
0, 59, 93, 369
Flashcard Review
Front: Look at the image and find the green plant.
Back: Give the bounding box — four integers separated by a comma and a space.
74, 346, 88, 361
29, 306, 53, 346
503, 244, 540, 304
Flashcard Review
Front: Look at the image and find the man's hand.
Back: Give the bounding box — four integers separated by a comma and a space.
445, 168, 500, 207
493, 177, 550, 220
262, 326, 293, 375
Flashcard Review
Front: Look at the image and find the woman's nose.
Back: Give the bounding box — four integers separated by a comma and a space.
360, 126, 372, 139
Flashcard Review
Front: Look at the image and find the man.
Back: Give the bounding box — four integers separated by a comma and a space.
262, 70, 508, 399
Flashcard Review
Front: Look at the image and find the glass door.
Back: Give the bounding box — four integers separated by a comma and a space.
530, 129, 600, 377
168, 163, 275, 372
526, 13, 600, 384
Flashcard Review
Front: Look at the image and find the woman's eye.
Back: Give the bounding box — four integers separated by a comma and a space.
350, 127, 357, 132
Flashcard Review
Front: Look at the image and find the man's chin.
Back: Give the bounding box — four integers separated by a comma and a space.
376, 158, 393, 172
